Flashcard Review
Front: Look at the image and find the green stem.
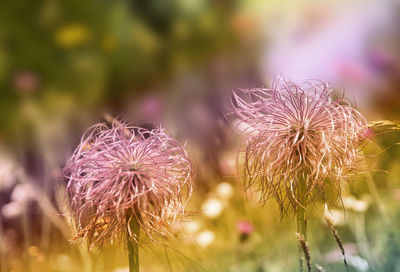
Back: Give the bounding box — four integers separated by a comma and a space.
127, 217, 140, 272
297, 176, 307, 272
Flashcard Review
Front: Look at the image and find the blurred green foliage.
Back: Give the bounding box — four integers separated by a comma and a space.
0, 0, 238, 138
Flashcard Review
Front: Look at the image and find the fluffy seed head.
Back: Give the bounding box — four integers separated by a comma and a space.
230, 78, 367, 211
63, 120, 193, 248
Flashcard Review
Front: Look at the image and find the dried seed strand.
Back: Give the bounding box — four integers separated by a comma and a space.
325, 216, 349, 272
296, 232, 311, 272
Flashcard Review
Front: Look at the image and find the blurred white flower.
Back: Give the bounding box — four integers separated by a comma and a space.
202, 197, 223, 218
342, 196, 369, 212
196, 230, 215, 248
2, 202, 23, 219
183, 220, 201, 234
11, 183, 35, 203
323, 206, 345, 226
215, 182, 234, 200
347, 255, 369, 272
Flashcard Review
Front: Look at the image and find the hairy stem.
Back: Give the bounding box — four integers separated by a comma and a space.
297, 176, 308, 272
127, 216, 140, 272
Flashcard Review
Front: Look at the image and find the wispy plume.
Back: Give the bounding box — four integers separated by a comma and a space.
63, 120, 193, 248
229, 77, 367, 211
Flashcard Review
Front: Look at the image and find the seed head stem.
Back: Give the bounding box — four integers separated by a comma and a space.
127, 215, 140, 272
297, 175, 308, 272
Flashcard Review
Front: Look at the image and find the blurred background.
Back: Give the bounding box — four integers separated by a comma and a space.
1, 0, 400, 271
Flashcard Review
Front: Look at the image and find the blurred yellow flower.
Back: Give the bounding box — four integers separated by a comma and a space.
28, 246, 40, 257
55, 24, 90, 48
132, 23, 159, 53
102, 35, 116, 52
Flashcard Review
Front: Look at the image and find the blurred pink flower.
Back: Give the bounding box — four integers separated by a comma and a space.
230, 78, 367, 210
237, 220, 254, 235
12, 71, 39, 93
11, 183, 35, 203
334, 59, 369, 82
63, 120, 193, 248
137, 95, 164, 121
2, 202, 23, 219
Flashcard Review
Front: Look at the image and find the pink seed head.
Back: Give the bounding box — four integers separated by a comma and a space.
63, 120, 193, 248
229, 78, 367, 211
